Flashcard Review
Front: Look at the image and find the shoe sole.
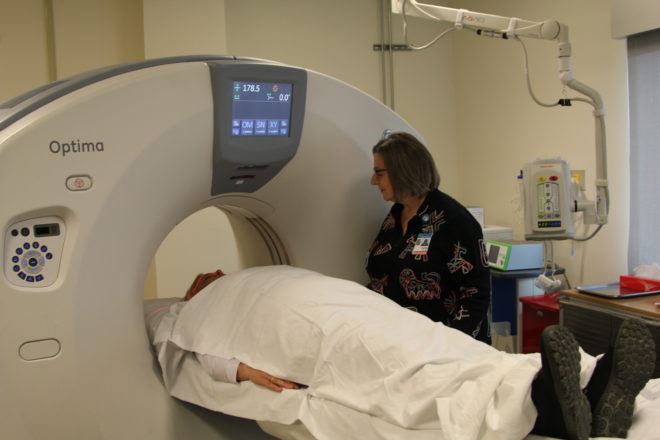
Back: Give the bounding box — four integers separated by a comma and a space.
591, 319, 656, 437
542, 326, 592, 440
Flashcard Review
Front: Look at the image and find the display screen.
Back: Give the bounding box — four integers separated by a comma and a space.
34, 223, 60, 237
537, 220, 562, 228
231, 81, 293, 137
487, 244, 500, 264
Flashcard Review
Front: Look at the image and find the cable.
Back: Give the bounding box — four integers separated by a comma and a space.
514, 37, 559, 108
513, 37, 600, 113
572, 224, 603, 242
402, 0, 456, 50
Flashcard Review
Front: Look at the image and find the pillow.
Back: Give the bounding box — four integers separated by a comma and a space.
144, 297, 183, 343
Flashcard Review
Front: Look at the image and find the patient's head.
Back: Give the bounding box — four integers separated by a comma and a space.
184, 269, 226, 300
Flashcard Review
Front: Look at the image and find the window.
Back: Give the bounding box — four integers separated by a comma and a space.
627, 29, 660, 270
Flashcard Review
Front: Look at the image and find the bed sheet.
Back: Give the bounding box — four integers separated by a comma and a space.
150, 265, 660, 440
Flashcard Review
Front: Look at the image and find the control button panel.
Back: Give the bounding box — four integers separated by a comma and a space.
4, 216, 65, 287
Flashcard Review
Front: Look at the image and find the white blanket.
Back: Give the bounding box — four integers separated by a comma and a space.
152, 265, 657, 440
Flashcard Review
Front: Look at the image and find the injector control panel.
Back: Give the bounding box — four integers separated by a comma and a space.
4, 216, 65, 287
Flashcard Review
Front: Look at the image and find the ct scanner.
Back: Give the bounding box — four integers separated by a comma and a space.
0, 56, 416, 439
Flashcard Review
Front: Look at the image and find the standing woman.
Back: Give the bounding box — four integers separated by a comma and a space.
366, 131, 491, 342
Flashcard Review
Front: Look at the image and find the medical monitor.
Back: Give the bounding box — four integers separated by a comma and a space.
231, 81, 293, 137
209, 62, 307, 195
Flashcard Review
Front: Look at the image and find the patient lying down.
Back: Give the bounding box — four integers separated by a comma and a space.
145, 265, 656, 440
145, 269, 300, 393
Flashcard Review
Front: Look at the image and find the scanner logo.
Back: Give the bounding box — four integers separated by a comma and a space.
49, 140, 104, 157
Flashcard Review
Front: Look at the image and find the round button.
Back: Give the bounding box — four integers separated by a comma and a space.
46, 253, 53, 260
21, 227, 30, 236
66, 175, 93, 191
41, 246, 48, 252
27, 266, 41, 274
32, 242, 40, 249
13, 265, 20, 272
28, 258, 38, 267
11, 229, 18, 237
18, 272, 26, 279
23, 243, 30, 250
16, 248, 23, 255
12, 256, 19, 263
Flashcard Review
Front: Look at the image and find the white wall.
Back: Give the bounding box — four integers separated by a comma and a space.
0, 0, 50, 101
143, 0, 226, 57
611, 0, 660, 39
451, 0, 629, 285
52, 0, 144, 78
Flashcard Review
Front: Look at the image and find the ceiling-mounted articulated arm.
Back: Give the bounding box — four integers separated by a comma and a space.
391, 0, 609, 228
391, 0, 560, 40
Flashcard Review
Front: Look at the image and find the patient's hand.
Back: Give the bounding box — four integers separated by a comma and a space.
236, 362, 300, 392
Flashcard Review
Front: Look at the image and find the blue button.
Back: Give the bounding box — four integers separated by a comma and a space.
36, 275, 44, 282
13, 265, 20, 272
12, 256, 19, 263
23, 243, 30, 250
46, 253, 53, 260
16, 248, 23, 255
32, 242, 39, 249
41, 246, 48, 252
18, 272, 26, 279
26, 276, 34, 282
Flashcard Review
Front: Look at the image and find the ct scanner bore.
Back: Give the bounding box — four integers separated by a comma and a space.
0, 55, 418, 439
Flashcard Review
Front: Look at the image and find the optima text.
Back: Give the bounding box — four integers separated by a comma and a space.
49, 140, 104, 157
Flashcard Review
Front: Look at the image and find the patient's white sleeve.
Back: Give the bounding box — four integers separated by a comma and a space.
195, 353, 240, 384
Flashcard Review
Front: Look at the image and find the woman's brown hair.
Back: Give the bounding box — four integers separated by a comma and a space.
372, 131, 440, 201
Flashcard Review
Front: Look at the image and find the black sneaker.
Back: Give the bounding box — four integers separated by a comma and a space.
586, 319, 656, 438
531, 325, 591, 440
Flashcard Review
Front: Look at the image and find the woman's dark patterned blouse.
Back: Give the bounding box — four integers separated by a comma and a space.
366, 189, 491, 342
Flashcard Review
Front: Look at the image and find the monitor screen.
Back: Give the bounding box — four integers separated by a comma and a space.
231, 81, 293, 137
487, 244, 500, 264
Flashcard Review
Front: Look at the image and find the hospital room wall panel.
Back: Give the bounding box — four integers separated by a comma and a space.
50, 0, 144, 78
452, 0, 630, 286
0, 0, 51, 101
611, 0, 660, 39
143, 0, 227, 58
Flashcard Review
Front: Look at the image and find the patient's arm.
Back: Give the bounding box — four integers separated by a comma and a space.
195, 352, 240, 384
196, 352, 299, 392
236, 363, 300, 392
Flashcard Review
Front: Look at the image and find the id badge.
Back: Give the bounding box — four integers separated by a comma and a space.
412, 233, 432, 255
